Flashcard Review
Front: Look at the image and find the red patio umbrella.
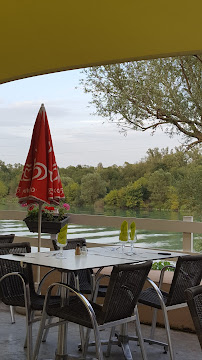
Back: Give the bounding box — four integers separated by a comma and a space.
16, 103, 65, 257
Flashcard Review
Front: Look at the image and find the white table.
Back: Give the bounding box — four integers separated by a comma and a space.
0, 246, 187, 359
2, 246, 185, 270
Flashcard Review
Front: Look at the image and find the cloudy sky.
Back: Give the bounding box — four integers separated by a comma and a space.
0, 69, 182, 168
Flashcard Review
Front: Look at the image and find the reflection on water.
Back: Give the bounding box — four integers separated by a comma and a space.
0, 206, 200, 251
0, 219, 184, 250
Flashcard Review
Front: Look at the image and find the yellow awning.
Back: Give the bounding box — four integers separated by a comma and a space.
0, 0, 201, 84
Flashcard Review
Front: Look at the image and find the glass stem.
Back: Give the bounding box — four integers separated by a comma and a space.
59, 246, 63, 256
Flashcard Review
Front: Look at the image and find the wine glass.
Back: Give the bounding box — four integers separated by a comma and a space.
56, 236, 67, 259
119, 232, 128, 253
128, 233, 137, 255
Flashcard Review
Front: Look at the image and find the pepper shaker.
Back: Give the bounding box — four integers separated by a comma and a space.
75, 243, 81, 255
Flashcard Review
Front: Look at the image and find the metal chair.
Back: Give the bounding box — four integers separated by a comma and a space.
0, 239, 22, 324
185, 284, 202, 350
33, 261, 152, 360
0, 242, 60, 360
0, 233, 15, 244
138, 254, 202, 360
52, 238, 107, 298
42, 238, 108, 344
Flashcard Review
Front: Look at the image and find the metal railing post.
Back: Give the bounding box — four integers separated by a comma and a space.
183, 216, 193, 253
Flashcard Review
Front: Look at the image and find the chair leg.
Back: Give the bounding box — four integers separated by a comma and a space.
24, 298, 33, 360
82, 328, 91, 358
10, 305, 15, 324
135, 307, 148, 360
105, 326, 115, 357
150, 308, 158, 339
92, 326, 104, 360
162, 307, 175, 360
119, 323, 133, 360
32, 310, 48, 360
79, 325, 86, 356
24, 310, 35, 348
42, 315, 52, 342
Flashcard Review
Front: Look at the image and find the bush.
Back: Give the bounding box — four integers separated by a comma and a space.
152, 261, 174, 271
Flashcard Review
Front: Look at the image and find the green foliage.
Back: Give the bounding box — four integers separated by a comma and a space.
147, 169, 172, 209
0, 180, 8, 198
125, 182, 144, 208
176, 165, 202, 212
27, 204, 69, 222
2, 146, 202, 212
194, 238, 202, 253
81, 173, 107, 204
104, 189, 120, 207
152, 261, 174, 271
59, 165, 94, 184
80, 56, 202, 148
63, 182, 81, 206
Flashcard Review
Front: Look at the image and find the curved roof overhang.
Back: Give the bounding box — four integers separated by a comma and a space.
0, 0, 201, 84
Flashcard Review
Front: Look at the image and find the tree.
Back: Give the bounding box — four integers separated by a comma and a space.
63, 182, 81, 206
81, 56, 202, 148
0, 180, 8, 198
81, 173, 107, 204
147, 169, 172, 209
176, 165, 202, 212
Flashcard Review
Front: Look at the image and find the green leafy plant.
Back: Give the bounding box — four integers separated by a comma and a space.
23, 203, 70, 222
152, 261, 174, 271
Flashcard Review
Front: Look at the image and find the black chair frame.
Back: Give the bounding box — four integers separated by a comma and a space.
0, 242, 60, 360
185, 284, 202, 350
33, 261, 152, 360
137, 254, 202, 360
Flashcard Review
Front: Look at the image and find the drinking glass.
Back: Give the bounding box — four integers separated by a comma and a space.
127, 233, 137, 255
119, 232, 128, 253
56, 239, 67, 259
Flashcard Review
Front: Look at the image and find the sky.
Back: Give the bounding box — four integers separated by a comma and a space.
0, 69, 182, 168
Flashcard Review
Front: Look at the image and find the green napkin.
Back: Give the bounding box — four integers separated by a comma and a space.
57, 224, 68, 245
119, 220, 128, 241
129, 221, 136, 240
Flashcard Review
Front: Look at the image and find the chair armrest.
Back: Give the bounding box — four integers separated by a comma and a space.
92, 274, 110, 301
44, 282, 99, 333
37, 268, 58, 294
158, 265, 175, 289
0, 272, 31, 310
93, 267, 105, 279
146, 277, 168, 313
0, 271, 28, 285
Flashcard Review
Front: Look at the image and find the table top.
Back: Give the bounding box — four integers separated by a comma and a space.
0, 246, 187, 271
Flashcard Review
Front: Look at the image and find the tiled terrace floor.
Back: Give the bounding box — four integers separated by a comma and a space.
0, 302, 201, 360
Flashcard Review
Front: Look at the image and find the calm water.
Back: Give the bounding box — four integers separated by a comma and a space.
0, 206, 201, 251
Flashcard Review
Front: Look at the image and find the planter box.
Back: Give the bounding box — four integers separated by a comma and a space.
24, 216, 69, 234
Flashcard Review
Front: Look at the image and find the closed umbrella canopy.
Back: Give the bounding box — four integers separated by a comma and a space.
16, 104, 65, 205
0, 0, 201, 84
16, 104, 65, 259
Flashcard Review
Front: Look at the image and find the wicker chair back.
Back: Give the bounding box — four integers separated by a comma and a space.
185, 285, 202, 349
0, 242, 35, 306
167, 255, 202, 306
52, 238, 92, 293
102, 261, 152, 324
0, 234, 15, 244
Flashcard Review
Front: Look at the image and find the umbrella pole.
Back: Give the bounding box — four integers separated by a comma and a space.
36, 203, 42, 285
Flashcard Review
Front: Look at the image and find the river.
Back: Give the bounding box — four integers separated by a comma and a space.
0, 205, 201, 251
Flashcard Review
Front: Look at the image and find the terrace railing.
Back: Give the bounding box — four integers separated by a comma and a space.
0, 210, 201, 253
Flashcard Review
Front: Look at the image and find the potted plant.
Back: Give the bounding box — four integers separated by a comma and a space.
23, 203, 70, 234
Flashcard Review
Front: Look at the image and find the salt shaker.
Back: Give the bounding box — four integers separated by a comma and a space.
81, 243, 87, 256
